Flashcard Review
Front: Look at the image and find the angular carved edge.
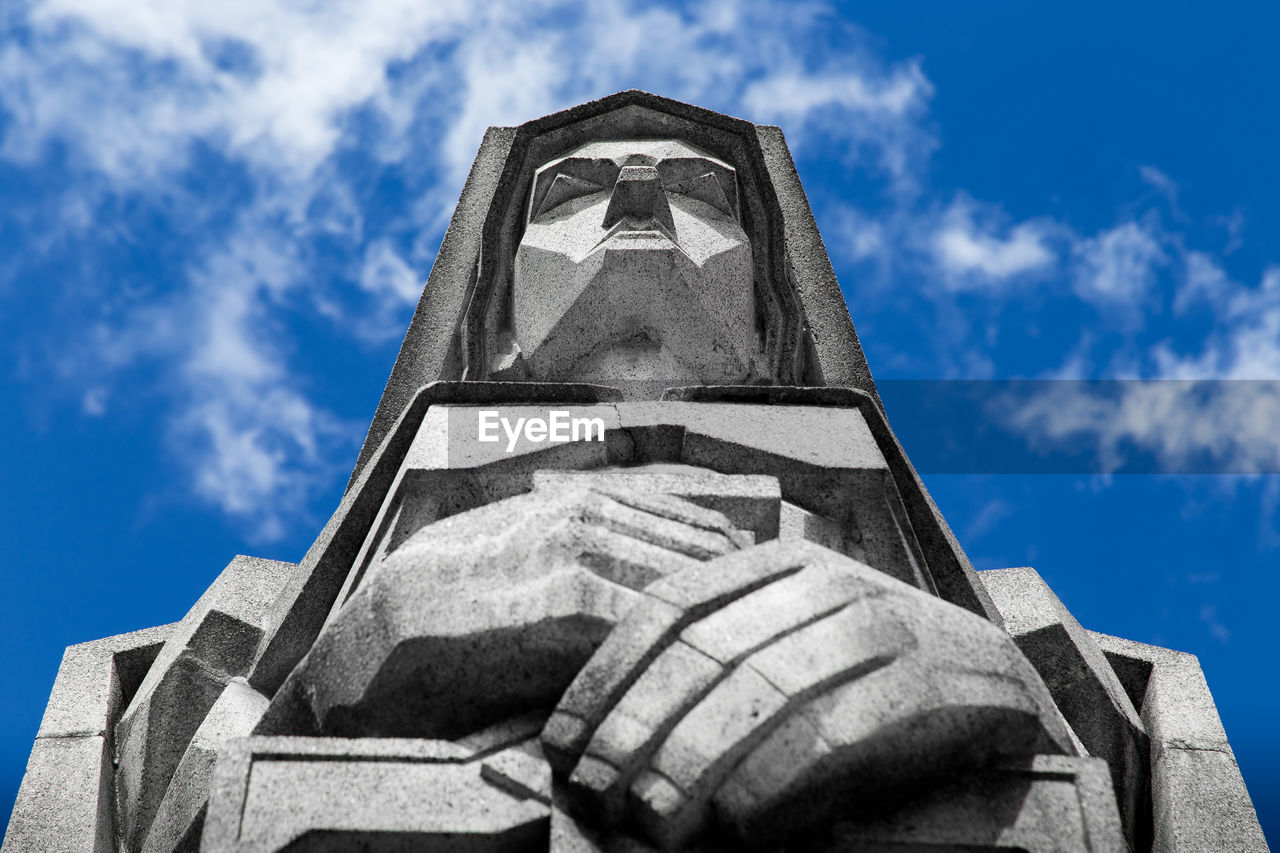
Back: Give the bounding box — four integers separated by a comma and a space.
980, 566, 1151, 850
663, 384, 1003, 626
3, 623, 175, 853
200, 736, 550, 853
829, 755, 1125, 852
1089, 630, 1270, 853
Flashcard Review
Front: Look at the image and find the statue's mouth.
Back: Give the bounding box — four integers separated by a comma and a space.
588, 220, 689, 261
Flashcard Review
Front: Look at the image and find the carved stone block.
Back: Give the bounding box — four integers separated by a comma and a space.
200, 737, 550, 852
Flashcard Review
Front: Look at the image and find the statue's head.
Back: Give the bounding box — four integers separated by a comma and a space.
504, 139, 755, 384
459, 97, 813, 396
354, 91, 882, 491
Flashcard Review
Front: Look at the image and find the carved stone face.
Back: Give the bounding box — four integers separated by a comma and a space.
506, 139, 756, 385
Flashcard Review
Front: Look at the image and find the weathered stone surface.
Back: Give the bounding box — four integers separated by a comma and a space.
554, 540, 1071, 849
115, 556, 295, 853
252, 382, 623, 697
257, 484, 747, 741
543, 540, 815, 775
36, 624, 173, 741
658, 402, 933, 592
506, 139, 757, 387
331, 397, 981, 648
200, 737, 550, 852
461, 98, 813, 396
351, 89, 894, 484
1, 736, 114, 853
142, 679, 269, 853
812, 755, 1126, 852
1091, 631, 1269, 852
319, 390, 630, 629
680, 562, 876, 666
777, 499, 858, 557
981, 567, 1151, 849
328, 403, 605, 620
4, 624, 172, 853
664, 384, 1004, 625
568, 640, 722, 821
634, 664, 789, 849
708, 592, 1070, 849
12, 90, 1268, 853
533, 467, 780, 542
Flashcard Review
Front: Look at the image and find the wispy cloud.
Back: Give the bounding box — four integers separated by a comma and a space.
0, 0, 937, 538
1138, 164, 1186, 221
1002, 380, 1280, 477
1070, 219, 1166, 317
4, 0, 475, 183
1155, 267, 1280, 379
740, 57, 934, 193
995, 256, 1280, 480
1174, 250, 1230, 314
6, 0, 1278, 540
818, 148, 1280, 489
930, 196, 1057, 287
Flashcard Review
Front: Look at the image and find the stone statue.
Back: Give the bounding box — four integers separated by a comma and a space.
494, 138, 760, 386
4, 91, 1268, 853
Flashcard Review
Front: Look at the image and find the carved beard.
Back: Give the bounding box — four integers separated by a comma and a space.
505, 219, 757, 387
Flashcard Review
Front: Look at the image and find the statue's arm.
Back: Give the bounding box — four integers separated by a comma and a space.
255, 484, 750, 740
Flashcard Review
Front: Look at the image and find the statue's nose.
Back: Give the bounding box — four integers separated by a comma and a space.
603, 165, 675, 232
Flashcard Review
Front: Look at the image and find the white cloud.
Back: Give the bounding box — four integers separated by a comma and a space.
344, 238, 425, 344
8, 0, 475, 182
1138, 164, 1185, 220
964, 497, 1014, 541
81, 387, 108, 416
1003, 264, 1280, 478
1200, 604, 1231, 643
931, 198, 1056, 287
4, 0, 934, 191
165, 226, 360, 539
1070, 219, 1166, 311
12, 0, 1276, 539
741, 59, 934, 189
1003, 378, 1280, 477
1216, 208, 1245, 255
0, 0, 939, 538
1174, 250, 1229, 314
1156, 267, 1280, 379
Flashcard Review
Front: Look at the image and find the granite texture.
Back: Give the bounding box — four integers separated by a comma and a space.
550, 540, 1072, 850
981, 566, 1152, 850
4, 625, 173, 853
256, 483, 748, 741
349, 90, 878, 488
506, 140, 757, 387
141, 680, 268, 853
823, 755, 1125, 852
1091, 630, 1269, 851
115, 556, 294, 853
200, 737, 550, 852
7, 91, 1268, 853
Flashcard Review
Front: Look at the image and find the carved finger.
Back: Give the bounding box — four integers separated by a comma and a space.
578, 493, 746, 561
599, 489, 756, 550
565, 558, 886, 821
542, 540, 829, 775
563, 523, 703, 589
625, 598, 918, 850
713, 660, 1071, 846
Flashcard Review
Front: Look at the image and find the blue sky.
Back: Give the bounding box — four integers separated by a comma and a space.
1, 0, 1276, 842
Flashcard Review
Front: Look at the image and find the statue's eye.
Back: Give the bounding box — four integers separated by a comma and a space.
531, 172, 608, 220
666, 171, 735, 219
